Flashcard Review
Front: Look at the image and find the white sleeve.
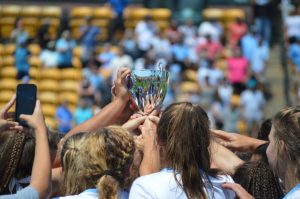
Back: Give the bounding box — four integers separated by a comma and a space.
129, 180, 156, 199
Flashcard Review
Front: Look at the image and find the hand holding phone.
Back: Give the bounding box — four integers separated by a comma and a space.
15, 84, 37, 126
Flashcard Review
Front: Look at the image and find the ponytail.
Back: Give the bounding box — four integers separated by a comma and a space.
97, 174, 119, 199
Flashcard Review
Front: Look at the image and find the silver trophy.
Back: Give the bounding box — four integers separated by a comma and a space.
129, 60, 169, 115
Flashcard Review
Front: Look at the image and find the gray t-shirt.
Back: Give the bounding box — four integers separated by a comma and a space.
0, 187, 39, 199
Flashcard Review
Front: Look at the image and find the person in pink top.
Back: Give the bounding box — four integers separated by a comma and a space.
227, 47, 249, 94
228, 18, 248, 48
196, 34, 223, 60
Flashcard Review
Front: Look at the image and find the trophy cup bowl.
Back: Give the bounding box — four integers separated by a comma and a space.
129, 69, 169, 115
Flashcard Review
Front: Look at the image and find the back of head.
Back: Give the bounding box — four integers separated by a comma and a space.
157, 102, 211, 199
0, 130, 25, 194
63, 126, 135, 199
61, 133, 87, 195
233, 162, 284, 199
272, 106, 300, 181
257, 118, 272, 141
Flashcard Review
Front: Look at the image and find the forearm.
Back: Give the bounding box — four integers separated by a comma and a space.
30, 124, 52, 199
247, 137, 268, 151
139, 143, 160, 176
66, 98, 127, 138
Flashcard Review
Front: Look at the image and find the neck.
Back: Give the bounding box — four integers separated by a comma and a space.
283, 164, 299, 192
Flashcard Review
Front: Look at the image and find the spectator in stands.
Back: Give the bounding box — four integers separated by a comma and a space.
241, 27, 259, 61
96, 43, 115, 68
171, 35, 189, 71
227, 47, 248, 94
135, 15, 158, 57
40, 41, 58, 68
56, 30, 76, 69
197, 59, 224, 88
14, 40, 30, 80
151, 31, 172, 60
198, 18, 223, 42
10, 18, 28, 45
222, 96, 242, 132
107, 0, 128, 42
251, 37, 269, 83
73, 97, 93, 125
77, 76, 96, 103
166, 20, 181, 44
121, 30, 139, 60
179, 19, 197, 42
196, 34, 223, 61
37, 19, 51, 49
109, 47, 133, 80
240, 78, 265, 136
228, 17, 248, 47
55, 100, 73, 134
217, 77, 233, 107
252, 0, 272, 44
285, 7, 300, 42
79, 17, 100, 66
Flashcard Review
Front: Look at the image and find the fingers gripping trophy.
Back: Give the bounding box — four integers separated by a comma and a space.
128, 60, 169, 115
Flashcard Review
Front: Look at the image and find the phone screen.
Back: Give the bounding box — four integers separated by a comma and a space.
15, 84, 37, 126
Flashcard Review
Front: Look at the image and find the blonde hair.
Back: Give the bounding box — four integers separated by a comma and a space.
62, 126, 135, 199
61, 133, 87, 195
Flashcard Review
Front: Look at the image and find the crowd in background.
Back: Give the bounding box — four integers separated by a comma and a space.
6, 0, 300, 136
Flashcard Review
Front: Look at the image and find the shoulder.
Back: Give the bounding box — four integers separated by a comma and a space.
0, 187, 39, 199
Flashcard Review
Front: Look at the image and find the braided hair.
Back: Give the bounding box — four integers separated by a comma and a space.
0, 130, 25, 194
71, 126, 135, 199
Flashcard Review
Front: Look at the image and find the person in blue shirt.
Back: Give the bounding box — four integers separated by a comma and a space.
79, 17, 100, 66
55, 100, 73, 134
241, 28, 259, 61
73, 98, 93, 125
171, 36, 189, 71
14, 40, 30, 80
288, 38, 300, 73
56, 30, 76, 68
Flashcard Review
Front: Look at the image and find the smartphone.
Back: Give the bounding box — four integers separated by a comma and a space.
15, 84, 37, 126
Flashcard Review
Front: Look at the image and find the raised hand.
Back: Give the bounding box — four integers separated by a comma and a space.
0, 94, 16, 119
20, 100, 46, 130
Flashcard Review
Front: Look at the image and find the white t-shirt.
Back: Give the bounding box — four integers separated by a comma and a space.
197, 67, 224, 87
129, 169, 235, 199
54, 189, 129, 199
240, 89, 265, 122
285, 16, 300, 38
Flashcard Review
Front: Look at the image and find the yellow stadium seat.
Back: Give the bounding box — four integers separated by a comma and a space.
224, 8, 246, 22
45, 117, 57, 129
42, 104, 56, 117
39, 92, 59, 105
70, 19, 86, 28
1, 67, 17, 78
202, 8, 224, 21
60, 80, 78, 92
156, 21, 170, 30
2, 5, 21, 17
184, 70, 197, 82
38, 79, 59, 92
71, 7, 93, 18
41, 6, 62, 18
4, 43, 16, 55
29, 56, 42, 68
61, 69, 82, 80
72, 57, 82, 68
125, 7, 150, 20
28, 44, 41, 55
40, 68, 61, 80
21, 6, 41, 17
0, 90, 15, 103
0, 17, 16, 26
180, 82, 200, 93
151, 8, 171, 20
29, 67, 40, 79
0, 78, 18, 91
93, 7, 113, 19
73, 46, 83, 57
2, 56, 15, 66
91, 19, 110, 28
40, 18, 60, 28
60, 92, 78, 105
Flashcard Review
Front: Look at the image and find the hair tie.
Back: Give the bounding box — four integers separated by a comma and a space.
102, 170, 113, 177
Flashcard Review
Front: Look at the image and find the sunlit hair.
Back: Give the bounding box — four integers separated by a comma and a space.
272, 106, 300, 182
157, 102, 213, 199
61, 133, 87, 195
234, 162, 284, 199
62, 126, 135, 199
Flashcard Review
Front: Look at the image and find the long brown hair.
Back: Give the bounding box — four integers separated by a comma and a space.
157, 102, 212, 199
0, 130, 25, 194
272, 107, 300, 183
